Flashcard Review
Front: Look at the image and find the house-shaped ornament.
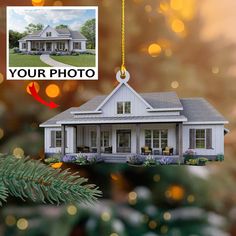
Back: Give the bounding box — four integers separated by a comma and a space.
40, 71, 228, 165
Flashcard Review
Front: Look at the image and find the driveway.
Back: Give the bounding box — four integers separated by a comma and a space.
40, 54, 72, 67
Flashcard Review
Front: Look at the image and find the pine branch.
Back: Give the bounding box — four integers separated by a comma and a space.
0, 155, 101, 205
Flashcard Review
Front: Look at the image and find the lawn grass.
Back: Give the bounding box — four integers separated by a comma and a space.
9, 54, 50, 67
51, 54, 95, 67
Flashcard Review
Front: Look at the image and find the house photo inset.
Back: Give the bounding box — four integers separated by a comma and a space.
7, 7, 96, 67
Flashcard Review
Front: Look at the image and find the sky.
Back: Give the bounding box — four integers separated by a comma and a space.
8, 7, 96, 33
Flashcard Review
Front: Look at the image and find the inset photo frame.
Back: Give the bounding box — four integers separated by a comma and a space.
7, 6, 98, 80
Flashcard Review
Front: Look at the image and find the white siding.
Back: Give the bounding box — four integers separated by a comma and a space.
41, 26, 58, 37
183, 124, 224, 155
44, 127, 76, 154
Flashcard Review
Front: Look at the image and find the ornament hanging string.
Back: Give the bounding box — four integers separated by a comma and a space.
121, 0, 126, 77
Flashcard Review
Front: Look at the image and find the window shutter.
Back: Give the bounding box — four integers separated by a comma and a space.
206, 129, 212, 149
189, 129, 195, 149
51, 131, 55, 148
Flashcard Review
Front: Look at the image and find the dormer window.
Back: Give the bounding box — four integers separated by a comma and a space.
117, 101, 131, 114
46, 32, 52, 37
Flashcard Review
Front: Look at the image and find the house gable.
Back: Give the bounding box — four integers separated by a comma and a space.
97, 83, 154, 117
40, 25, 59, 38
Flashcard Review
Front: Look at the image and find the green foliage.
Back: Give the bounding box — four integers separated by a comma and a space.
44, 154, 61, 164
0, 155, 101, 206
25, 23, 43, 34
216, 154, 224, 161
9, 30, 27, 48
143, 155, 157, 166
0, 182, 8, 206
186, 158, 199, 165
186, 157, 208, 166
81, 18, 96, 49
56, 24, 68, 29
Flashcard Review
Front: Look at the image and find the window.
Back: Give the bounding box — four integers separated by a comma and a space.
22, 43, 26, 49
91, 131, 110, 147
57, 42, 65, 50
145, 129, 168, 148
51, 130, 67, 148
46, 32, 52, 37
73, 42, 81, 49
195, 129, 206, 149
117, 101, 131, 114
189, 128, 212, 149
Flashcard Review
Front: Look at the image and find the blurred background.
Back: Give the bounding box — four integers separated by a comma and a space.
0, 0, 236, 235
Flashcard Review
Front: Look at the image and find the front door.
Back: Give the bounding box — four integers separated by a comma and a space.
46, 42, 52, 51
117, 130, 131, 153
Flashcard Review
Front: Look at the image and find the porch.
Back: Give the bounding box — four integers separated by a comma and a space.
58, 123, 183, 162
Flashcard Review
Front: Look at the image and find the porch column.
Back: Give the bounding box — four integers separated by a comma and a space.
136, 124, 140, 154
61, 124, 66, 156
27, 41, 31, 51
178, 123, 183, 162
96, 125, 101, 155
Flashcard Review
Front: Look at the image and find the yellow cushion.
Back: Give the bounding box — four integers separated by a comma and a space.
144, 147, 149, 151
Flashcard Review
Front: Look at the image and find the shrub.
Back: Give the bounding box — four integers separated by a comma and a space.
158, 156, 175, 165
216, 154, 224, 162
144, 155, 157, 166
198, 157, 208, 166
186, 158, 198, 165
184, 149, 196, 163
127, 155, 144, 165
50, 52, 57, 56
62, 154, 77, 163
13, 47, 20, 53
71, 51, 80, 56
44, 153, 61, 164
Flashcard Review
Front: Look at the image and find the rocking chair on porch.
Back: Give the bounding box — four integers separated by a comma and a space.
162, 147, 174, 156
141, 146, 152, 155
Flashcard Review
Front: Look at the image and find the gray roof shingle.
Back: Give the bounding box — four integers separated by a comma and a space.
180, 98, 227, 122
40, 93, 227, 127
70, 30, 87, 40
56, 28, 70, 34
140, 92, 183, 109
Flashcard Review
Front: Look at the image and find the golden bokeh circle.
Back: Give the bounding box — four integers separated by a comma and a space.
148, 44, 162, 57
45, 84, 60, 98
26, 82, 40, 95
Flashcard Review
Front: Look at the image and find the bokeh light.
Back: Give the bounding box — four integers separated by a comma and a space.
67, 205, 77, 215
101, 211, 111, 221
16, 218, 28, 230
163, 211, 172, 220
159, 1, 169, 12
53, 0, 63, 6
5, 215, 16, 226
161, 225, 168, 234
45, 84, 60, 98
148, 43, 162, 57
171, 19, 185, 33
51, 162, 63, 169
32, 0, 44, 6
145, 5, 152, 13
148, 220, 157, 229
153, 174, 161, 182
165, 185, 185, 201
13, 147, 24, 158
170, 0, 183, 10
110, 233, 119, 236
171, 81, 179, 89
212, 66, 220, 74
26, 82, 40, 95
0, 128, 4, 139
0, 72, 4, 84
187, 194, 195, 203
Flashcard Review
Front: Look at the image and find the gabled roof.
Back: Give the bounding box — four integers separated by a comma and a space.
18, 25, 87, 41
180, 98, 228, 124
95, 83, 153, 112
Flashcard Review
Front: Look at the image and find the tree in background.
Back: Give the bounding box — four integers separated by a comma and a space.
9, 30, 26, 48
25, 23, 43, 34
81, 18, 95, 49
56, 24, 69, 29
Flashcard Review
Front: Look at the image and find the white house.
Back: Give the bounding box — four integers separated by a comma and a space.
18, 25, 87, 53
40, 71, 228, 163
